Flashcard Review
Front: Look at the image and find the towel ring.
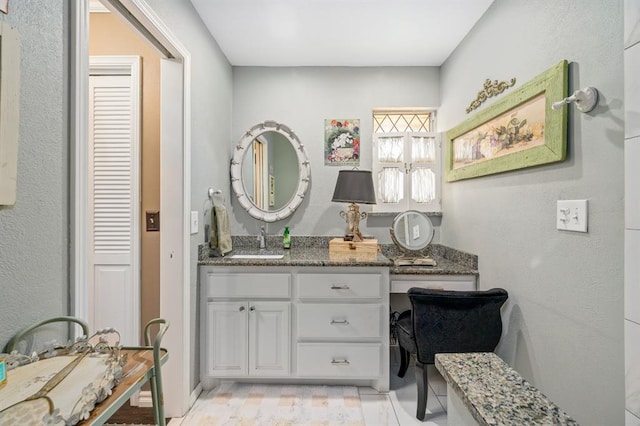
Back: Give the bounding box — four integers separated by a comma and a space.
208, 188, 225, 207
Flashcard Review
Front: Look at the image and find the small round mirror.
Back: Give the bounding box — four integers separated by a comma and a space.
390, 210, 434, 253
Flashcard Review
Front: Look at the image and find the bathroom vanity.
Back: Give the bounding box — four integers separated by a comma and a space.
202, 121, 480, 391
198, 238, 478, 392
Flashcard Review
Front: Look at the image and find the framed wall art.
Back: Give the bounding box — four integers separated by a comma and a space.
0, 22, 20, 205
445, 60, 568, 182
324, 119, 360, 166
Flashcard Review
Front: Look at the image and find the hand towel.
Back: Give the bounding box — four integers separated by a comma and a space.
210, 205, 232, 256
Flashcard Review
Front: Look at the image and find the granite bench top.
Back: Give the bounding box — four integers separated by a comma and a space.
435, 352, 578, 425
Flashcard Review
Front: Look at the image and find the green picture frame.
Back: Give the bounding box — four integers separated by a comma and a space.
445, 60, 568, 182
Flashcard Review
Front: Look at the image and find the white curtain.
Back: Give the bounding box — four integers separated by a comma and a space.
378, 168, 403, 203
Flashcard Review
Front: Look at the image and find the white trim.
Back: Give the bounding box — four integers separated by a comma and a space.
72, 0, 193, 418
89, 0, 110, 13
0, 22, 20, 205
90, 55, 140, 75
189, 383, 203, 407
71, 0, 90, 323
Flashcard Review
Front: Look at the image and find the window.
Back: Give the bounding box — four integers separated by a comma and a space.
372, 109, 441, 212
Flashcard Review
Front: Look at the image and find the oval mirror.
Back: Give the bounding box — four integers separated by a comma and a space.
390, 210, 434, 252
230, 121, 310, 222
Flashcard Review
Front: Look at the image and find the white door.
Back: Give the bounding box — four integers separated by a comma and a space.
249, 301, 290, 376
206, 302, 248, 376
159, 57, 190, 414
88, 70, 140, 346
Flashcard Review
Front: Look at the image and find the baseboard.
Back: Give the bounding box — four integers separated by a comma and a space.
135, 390, 153, 408
189, 383, 203, 407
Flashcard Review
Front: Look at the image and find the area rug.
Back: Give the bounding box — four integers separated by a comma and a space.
182, 383, 365, 425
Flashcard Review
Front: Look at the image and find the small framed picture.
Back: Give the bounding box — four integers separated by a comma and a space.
0, 1, 8, 14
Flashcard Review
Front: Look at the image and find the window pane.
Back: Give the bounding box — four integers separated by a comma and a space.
411, 168, 435, 203
411, 137, 436, 162
373, 112, 432, 133
378, 168, 404, 203
377, 137, 404, 163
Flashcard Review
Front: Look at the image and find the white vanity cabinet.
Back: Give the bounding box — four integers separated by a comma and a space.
202, 268, 291, 383
200, 265, 389, 392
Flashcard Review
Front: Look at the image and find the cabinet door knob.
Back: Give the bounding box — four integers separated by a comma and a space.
330, 319, 350, 325
331, 359, 350, 365
238, 306, 245, 312
249, 306, 255, 311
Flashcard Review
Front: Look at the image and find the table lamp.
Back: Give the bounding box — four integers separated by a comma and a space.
331, 170, 376, 242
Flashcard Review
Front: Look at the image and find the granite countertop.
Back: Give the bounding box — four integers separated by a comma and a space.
435, 353, 578, 426
198, 236, 478, 276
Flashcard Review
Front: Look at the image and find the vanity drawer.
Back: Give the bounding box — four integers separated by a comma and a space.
297, 304, 382, 339
297, 273, 382, 299
390, 275, 477, 293
297, 343, 381, 378
206, 273, 291, 298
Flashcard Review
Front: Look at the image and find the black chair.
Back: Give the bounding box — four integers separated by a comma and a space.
395, 287, 508, 421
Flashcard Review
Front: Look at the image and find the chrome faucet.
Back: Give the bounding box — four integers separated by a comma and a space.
258, 225, 266, 250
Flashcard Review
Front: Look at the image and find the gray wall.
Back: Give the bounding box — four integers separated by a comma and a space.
143, 0, 234, 393
231, 67, 440, 243
0, 2, 69, 347
438, 1, 624, 424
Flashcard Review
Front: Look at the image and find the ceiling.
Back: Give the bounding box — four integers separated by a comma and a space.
189, 0, 495, 67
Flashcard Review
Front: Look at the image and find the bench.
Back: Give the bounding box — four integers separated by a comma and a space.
435, 352, 578, 425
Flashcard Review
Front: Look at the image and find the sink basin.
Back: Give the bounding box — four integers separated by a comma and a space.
230, 253, 284, 260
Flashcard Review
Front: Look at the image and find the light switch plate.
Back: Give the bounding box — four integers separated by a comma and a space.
557, 200, 588, 232
190, 211, 198, 234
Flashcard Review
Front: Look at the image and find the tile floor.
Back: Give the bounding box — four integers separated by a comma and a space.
170, 347, 448, 425
359, 347, 448, 426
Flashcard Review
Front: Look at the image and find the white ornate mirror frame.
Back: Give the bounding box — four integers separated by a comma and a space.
230, 120, 311, 222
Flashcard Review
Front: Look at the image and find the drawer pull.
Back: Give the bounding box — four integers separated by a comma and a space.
249, 306, 255, 312
238, 306, 245, 312
330, 284, 350, 290
331, 359, 350, 365
330, 319, 350, 325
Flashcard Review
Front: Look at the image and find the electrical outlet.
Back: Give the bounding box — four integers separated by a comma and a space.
557, 200, 588, 232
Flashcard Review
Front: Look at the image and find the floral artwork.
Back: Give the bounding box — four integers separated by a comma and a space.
324, 119, 360, 166
452, 93, 545, 170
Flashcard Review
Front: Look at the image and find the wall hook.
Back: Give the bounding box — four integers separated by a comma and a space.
552, 87, 598, 113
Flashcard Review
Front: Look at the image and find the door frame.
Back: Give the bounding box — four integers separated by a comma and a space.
71, 0, 193, 416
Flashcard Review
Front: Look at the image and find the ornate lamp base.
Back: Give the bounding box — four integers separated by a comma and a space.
339, 203, 367, 242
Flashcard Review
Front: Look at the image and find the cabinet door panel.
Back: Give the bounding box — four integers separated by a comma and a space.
206, 302, 248, 376
249, 301, 290, 376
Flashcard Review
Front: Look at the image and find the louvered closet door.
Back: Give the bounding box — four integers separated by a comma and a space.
88, 74, 140, 346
